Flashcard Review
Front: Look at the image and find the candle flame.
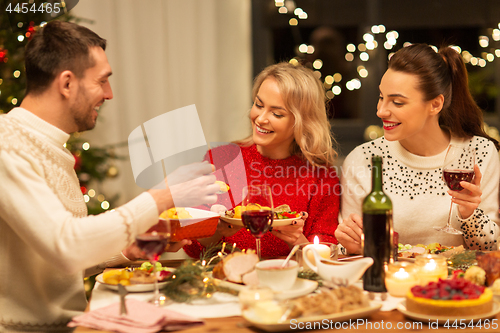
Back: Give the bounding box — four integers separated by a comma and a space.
394, 268, 410, 279
313, 235, 319, 245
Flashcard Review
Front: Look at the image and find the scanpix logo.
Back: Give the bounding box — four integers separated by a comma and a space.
127, 104, 247, 210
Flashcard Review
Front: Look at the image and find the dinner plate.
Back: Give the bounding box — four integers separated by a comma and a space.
211, 275, 318, 301
220, 215, 301, 227
96, 272, 169, 293
397, 300, 500, 324
242, 303, 382, 332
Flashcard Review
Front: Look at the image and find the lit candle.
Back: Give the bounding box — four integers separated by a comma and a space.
302, 236, 331, 270
415, 254, 448, 286
385, 262, 419, 297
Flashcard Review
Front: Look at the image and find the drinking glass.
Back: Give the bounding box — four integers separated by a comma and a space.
135, 219, 171, 306
433, 144, 475, 235
241, 185, 274, 259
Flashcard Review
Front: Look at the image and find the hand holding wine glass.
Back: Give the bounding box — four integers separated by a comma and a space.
241, 185, 274, 259
135, 219, 171, 306
434, 144, 475, 235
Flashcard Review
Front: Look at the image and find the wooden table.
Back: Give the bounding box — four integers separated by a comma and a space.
74, 259, 500, 333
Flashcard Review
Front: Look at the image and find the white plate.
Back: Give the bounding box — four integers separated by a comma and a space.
212, 275, 318, 301
220, 215, 300, 227
397, 300, 500, 324
159, 207, 219, 227
242, 303, 382, 332
96, 271, 169, 293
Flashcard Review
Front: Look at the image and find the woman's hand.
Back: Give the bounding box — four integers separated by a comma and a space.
271, 212, 308, 247
335, 213, 363, 255
452, 164, 482, 219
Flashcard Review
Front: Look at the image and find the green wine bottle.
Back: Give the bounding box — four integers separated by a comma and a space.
362, 155, 393, 292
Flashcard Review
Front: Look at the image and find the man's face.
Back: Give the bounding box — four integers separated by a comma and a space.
69, 47, 113, 132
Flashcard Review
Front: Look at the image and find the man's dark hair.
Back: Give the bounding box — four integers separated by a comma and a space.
25, 20, 106, 95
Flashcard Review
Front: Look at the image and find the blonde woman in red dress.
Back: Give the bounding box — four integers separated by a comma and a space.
184, 62, 341, 258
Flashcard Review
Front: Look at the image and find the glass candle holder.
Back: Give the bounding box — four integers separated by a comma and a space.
415, 254, 448, 286
385, 261, 419, 297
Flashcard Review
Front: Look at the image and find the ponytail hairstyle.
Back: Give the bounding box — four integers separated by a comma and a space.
388, 43, 500, 150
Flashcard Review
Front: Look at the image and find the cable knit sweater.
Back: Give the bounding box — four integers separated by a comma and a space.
0, 108, 159, 332
184, 144, 340, 258
340, 136, 500, 251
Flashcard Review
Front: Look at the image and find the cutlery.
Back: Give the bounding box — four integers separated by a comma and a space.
118, 284, 128, 316
281, 244, 300, 268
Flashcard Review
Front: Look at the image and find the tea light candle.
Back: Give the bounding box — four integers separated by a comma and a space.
302, 236, 331, 269
415, 254, 448, 286
385, 262, 418, 297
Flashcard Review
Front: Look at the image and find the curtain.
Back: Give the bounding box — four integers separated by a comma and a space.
72, 0, 252, 203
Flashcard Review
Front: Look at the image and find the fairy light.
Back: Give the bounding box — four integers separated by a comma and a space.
345, 53, 354, 61
332, 85, 341, 95
11, 98, 18, 105
306, 45, 315, 54
333, 73, 342, 82
478, 58, 487, 67
487, 53, 495, 62
371, 25, 380, 34
313, 70, 321, 79
492, 29, 500, 41
82, 142, 90, 150
346, 44, 356, 52
313, 59, 323, 69
83, 195, 90, 203
17, 35, 24, 42
275, 0, 284, 6
298, 12, 308, 19
479, 36, 489, 48
495, 49, 500, 57
293, 8, 303, 15
298, 44, 308, 53
289, 58, 299, 65
358, 43, 367, 52
88, 189, 96, 197
289, 18, 298, 26
324, 75, 334, 85
278, 6, 287, 14
366, 41, 376, 50
360, 52, 369, 61
101, 201, 110, 210
325, 91, 334, 99
13, 70, 20, 78
363, 33, 374, 43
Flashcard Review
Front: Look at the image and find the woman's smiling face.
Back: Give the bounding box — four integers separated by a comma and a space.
250, 77, 295, 158
377, 69, 437, 144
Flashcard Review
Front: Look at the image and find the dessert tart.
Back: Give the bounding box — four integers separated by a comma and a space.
406, 278, 493, 317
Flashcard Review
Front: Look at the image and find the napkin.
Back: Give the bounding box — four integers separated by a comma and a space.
68, 299, 204, 333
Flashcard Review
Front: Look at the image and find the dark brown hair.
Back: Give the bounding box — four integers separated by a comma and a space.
388, 43, 500, 150
25, 21, 106, 95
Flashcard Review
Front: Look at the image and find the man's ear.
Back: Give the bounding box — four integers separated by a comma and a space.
57, 70, 77, 99
430, 94, 444, 115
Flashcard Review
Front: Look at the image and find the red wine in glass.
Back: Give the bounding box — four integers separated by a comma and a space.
135, 233, 170, 262
242, 210, 273, 238
443, 169, 474, 191
434, 144, 475, 235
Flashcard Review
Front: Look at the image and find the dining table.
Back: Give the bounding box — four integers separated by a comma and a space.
74, 258, 500, 333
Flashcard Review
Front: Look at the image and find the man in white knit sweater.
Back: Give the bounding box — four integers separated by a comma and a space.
0, 21, 219, 332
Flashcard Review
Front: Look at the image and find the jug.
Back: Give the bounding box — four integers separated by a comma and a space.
303, 247, 373, 286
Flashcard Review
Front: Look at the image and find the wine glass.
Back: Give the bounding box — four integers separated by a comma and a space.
135, 219, 171, 306
242, 185, 274, 259
433, 144, 475, 235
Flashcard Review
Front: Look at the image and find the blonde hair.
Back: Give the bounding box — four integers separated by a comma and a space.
236, 62, 338, 167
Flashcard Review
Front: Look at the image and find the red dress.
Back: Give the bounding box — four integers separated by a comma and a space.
183, 144, 340, 258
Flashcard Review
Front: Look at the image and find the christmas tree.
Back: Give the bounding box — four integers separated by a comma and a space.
0, 2, 122, 215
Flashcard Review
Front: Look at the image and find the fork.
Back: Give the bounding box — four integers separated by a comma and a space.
118, 284, 128, 316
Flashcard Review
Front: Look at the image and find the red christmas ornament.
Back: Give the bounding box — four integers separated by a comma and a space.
27, 22, 36, 40
0, 49, 7, 62
80, 186, 87, 194
73, 154, 82, 171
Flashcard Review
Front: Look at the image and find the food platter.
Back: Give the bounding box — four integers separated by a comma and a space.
397, 300, 500, 324
242, 303, 382, 332
220, 215, 301, 227
96, 267, 174, 293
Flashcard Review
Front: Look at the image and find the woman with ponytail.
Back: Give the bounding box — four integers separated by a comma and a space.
336, 43, 500, 254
